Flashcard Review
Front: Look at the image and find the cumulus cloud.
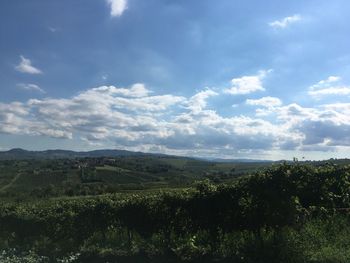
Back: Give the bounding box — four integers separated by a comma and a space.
0, 102, 30, 135
246, 96, 282, 107
17, 83, 45, 93
246, 96, 282, 116
224, 70, 271, 95
15, 56, 42, 74
106, 0, 128, 17
187, 89, 218, 113
269, 14, 302, 29
93, 83, 150, 97
257, 101, 350, 149
0, 83, 291, 155
2, 81, 350, 157
308, 76, 350, 98
2, 84, 186, 143
322, 103, 350, 114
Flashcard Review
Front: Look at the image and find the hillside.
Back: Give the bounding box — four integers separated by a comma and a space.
0, 148, 156, 160
0, 154, 274, 197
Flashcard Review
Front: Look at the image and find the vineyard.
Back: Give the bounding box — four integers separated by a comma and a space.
1, 162, 350, 262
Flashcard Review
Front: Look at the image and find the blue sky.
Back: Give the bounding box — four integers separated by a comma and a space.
1, 0, 350, 160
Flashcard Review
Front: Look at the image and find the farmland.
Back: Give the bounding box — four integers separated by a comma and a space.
1, 152, 350, 262
0, 154, 270, 198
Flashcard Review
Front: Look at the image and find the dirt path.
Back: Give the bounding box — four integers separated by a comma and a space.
0, 172, 21, 192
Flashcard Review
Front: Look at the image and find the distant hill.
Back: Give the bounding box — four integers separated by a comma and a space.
205, 158, 273, 163
0, 148, 275, 163
0, 148, 159, 160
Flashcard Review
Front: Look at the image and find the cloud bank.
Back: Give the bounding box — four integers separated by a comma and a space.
1, 78, 350, 158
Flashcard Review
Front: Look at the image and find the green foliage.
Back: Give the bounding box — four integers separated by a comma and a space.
0, 162, 350, 262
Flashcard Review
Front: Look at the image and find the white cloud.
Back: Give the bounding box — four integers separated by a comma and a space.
267, 102, 350, 148
106, 0, 128, 17
0, 83, 288, 155
93, 83, 150, 98
322, 103, 350, 114
17, 83, 45, 93
269, 14, 302, 29
310, 76, 340, 89
15, 56, 42, 74
309, 87, 350, 97
246, 96, 283, 116
308, 76, 350, 98
21, 84, 185, 142
224, 70, 271, 95
246, 96, 282, 107
187, 89, 218, 113
0, 102, 32, 136
2, 81, 350, 158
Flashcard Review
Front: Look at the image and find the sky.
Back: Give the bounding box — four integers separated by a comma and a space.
1, 0, 350, 160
